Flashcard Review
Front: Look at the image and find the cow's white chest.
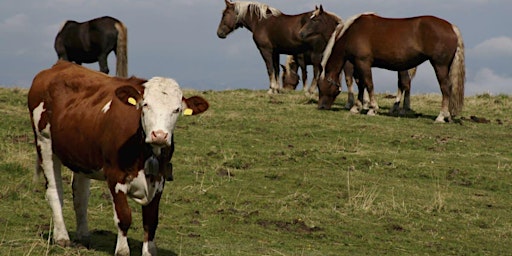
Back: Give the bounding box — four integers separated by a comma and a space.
115, 170, 164, 205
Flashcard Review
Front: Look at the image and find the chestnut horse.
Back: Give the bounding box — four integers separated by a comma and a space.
317, 13, 465, 122
217, 0, 328, 94
54, 16, 128, 77
298, 7, 417, 114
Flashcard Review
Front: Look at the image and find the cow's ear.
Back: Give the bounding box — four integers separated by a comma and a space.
115, 85, 142, 107
182, 96, 209, 115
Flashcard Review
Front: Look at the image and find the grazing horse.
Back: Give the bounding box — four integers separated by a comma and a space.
54, 16, 128, 77
281, 54, 373, 109
298, 7, 417, 114
216, 0, 327, 94
317, 13, 465, 122
280, 55, 301, 90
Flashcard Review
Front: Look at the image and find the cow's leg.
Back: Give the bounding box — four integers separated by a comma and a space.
44, 155, 70, 246
109, 181, 132, 256
98, 53, 110, 75
72, 173, 91, 247
141, 191, 163, 256
33, 109, 71, 246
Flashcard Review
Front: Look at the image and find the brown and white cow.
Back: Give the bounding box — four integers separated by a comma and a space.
28, 60, 209, 255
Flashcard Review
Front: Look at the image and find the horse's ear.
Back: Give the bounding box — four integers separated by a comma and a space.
319, 5, 324, 13
315, 5, 318, 10
280, 64, 287, 72
224, 0, 232, 7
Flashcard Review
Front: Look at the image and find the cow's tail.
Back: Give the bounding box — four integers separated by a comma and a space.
115, 22, 128, 77
448, 24, 465, 116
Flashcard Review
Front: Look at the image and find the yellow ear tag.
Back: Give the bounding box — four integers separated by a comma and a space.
127, 97, 137, 106
183, 108, 193, 116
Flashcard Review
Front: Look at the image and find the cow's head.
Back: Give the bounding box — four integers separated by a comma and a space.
115, 77, 209, 155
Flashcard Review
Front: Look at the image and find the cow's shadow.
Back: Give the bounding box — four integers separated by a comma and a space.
88, 230, 177, 256
42, 230, 177, 256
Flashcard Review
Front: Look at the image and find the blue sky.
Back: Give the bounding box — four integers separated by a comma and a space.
1, 0, 511, 96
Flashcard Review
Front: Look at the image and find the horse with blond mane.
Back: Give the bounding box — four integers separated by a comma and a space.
314, 13, 465, 122
216, 1, 329, 94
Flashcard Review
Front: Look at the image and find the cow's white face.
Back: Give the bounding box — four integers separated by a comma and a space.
141, 77, 183, 155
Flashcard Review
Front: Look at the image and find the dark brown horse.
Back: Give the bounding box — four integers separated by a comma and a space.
217, 0, 328, 94
298, 7, 417, 114
316, 13, 465, 122
54, 16, 128, 77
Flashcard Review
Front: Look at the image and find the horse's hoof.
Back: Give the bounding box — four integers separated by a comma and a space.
349, 106, 360, 114
367, 109, 377, 116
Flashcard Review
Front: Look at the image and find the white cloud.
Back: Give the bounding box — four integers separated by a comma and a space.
466, 68, 512, 95
469, 36, 512, 58
0, 13, 29, 31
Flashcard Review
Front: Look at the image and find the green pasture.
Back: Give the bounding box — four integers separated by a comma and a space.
0, 87, 511, 255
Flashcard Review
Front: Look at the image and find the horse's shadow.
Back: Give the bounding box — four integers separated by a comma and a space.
303, 99, 451, 122
42, 230, 178, 256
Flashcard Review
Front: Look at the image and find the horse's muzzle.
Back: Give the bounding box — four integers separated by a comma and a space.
217, 29, 227, 39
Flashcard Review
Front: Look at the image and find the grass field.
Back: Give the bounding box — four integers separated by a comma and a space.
0, 86, 511, 255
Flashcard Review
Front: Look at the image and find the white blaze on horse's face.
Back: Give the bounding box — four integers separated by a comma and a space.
141, 77, 183, 154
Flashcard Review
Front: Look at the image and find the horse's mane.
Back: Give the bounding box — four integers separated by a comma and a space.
234, 1, 282, 23
311, 8, 343, 24
284, 55, 295, 67
320, 12, 375, 79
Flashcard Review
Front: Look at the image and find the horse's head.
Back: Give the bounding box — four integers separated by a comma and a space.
281, 64, 299, 90
317, 74, 341, 110
217, 0, 238, 38
299, 5, 342, 42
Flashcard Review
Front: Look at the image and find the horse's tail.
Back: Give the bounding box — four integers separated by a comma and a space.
448, 24, 465, 116
115, 22, 128, 77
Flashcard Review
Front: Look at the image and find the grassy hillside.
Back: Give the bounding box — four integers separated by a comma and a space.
0, 87, 511, 255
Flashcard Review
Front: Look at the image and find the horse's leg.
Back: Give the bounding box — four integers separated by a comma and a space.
272, 52, 281, 93
432, 63, 452, 122
343, 63, 355, 109
98, 53, 110, 75
362, 86, 370, 110
308, 53, 322, 96
296, 55, 308, 92
390, 85, 403, 115
401, 70, 412, 114
356, 63, 378, 116
308, 65, 320, 96
258, 48, 279, 94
